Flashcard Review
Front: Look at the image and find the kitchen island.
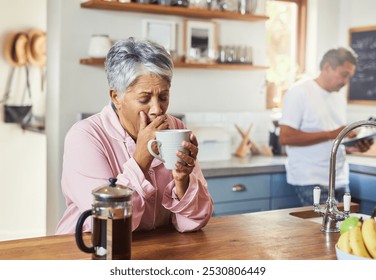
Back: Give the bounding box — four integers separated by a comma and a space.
0, 205, 355, 260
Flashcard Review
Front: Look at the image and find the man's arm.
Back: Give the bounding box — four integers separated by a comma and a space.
279, 125, 346, 146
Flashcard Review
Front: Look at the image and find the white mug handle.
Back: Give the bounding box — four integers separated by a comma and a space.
147, 139, 164, 162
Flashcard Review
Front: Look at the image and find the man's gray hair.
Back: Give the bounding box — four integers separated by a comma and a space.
104, 37, 173, 97
319, 47, 358, 70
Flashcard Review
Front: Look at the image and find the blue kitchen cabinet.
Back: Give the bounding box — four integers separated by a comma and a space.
206, 174, 271, 216
206, 173, 301, 217
349, 172, 376, 215
270, 173, 302, 210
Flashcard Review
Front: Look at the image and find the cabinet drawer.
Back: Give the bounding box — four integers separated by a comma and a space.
207, 175, 271, 203
213, 199, 270, 217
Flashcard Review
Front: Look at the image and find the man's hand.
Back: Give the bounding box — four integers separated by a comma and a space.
345, 139, 374, 154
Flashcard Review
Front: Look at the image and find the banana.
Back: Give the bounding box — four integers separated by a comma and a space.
338, 230, 352, 253
361, 218, 376, 258
349, 225, 371, 258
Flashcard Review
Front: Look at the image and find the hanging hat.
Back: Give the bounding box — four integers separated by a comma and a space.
26, 29, 46, 68
4, 32, 29, 67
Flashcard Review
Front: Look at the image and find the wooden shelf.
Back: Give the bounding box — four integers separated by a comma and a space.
173, 61, 268, 70
80, 1, 268, 71
80, 58, 106, 65
80, 57, 268, 70
81, 0, 269, 22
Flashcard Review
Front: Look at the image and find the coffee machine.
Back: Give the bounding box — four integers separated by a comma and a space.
269, 111, 285, 155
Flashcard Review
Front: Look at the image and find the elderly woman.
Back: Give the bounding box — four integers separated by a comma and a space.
56, 38, 213, 234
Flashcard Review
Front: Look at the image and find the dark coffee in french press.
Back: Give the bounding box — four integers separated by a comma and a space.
75, 178, 133, 260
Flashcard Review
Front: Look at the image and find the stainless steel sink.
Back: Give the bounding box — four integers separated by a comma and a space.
289, 209, 323, 224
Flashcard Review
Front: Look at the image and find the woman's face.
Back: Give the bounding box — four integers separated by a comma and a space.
111, 74, 170, 138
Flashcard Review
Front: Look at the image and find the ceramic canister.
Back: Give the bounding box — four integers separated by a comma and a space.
88, 34, 112, 58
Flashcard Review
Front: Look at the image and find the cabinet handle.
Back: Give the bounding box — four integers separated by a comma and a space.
232, 184, 246, 192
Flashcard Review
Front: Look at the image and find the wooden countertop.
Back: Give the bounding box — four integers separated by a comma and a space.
0, 205, 358, 260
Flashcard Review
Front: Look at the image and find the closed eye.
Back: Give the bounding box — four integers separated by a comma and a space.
138, 92, 151, 104
159, 93, 169, 102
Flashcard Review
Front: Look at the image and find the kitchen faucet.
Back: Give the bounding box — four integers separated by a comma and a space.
313, 119, 376, 233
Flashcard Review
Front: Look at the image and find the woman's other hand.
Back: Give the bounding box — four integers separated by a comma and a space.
173, 133, 199, 199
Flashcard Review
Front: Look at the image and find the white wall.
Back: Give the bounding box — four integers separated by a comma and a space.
0, 0, 47, 240
305, 0, 341, 76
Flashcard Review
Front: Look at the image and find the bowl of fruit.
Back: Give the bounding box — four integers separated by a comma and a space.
335, 244, 372, 260
336, 211, 376, 260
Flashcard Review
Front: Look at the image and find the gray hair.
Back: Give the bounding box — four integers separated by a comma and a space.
319, 47, 358, 70
104, 37, 173, 97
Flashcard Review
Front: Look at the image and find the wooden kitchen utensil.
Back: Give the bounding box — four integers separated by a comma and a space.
235, 123, 262, 156
235, 124, 273, 157
234, 123, 253, 157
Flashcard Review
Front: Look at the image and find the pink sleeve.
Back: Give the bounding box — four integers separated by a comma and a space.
61, 124, 155, 232
161, 164, 213, 232
119, 157, 157, 231
61, 125, 115, 214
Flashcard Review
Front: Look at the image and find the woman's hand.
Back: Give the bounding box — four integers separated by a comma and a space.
172, 133, 199, 199
133, 112, 169, 172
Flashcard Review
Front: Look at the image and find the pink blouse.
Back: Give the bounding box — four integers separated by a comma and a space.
56, 105, 213, 234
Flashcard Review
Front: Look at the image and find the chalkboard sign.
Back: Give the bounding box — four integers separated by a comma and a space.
348, 26, 376, 105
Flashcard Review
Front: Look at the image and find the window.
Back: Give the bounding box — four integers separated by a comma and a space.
265, 0, 307, 109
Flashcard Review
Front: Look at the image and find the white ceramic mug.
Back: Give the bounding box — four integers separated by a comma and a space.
147, 129, 191, 170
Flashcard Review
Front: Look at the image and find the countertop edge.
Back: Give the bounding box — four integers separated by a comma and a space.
202, 165, 285, 177
201, 155, 376, 178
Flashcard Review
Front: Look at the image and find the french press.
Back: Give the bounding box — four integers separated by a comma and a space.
75, 178, 133, 260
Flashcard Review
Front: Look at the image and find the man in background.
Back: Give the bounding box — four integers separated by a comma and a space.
279, 47, 371, 206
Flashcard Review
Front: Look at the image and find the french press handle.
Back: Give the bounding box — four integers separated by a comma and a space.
75, 209, 95, 254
